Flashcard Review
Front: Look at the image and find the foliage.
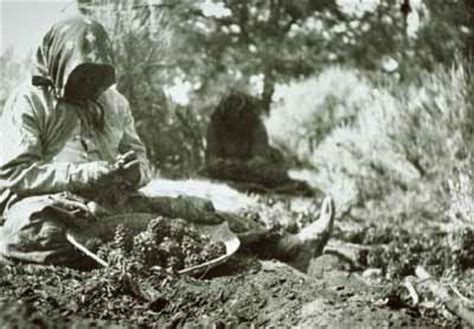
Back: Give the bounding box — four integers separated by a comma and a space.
268, 63, 472, 213
447, 164, 474, 224
414, 0, 473, 71
130, 0, 470, 174
267, 67, 372, 163
2, 0, 470, 173
80, 0, 208, 175
0, 48, 31, 113
156, 0, 472, 110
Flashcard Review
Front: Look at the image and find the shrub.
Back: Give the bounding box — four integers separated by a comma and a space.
85, 0, 206, 176
267, 63, 473, 213
447, 163, 474, 224
266, 67, 374, 165
0, 48, 31, 113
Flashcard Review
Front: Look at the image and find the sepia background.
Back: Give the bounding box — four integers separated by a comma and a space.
1, 0, 473, 327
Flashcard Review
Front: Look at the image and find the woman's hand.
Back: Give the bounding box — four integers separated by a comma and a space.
113, 150, 141, 187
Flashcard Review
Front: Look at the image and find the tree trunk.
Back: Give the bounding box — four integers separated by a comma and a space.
261, 66, 275, 114
466, 0, 474, 64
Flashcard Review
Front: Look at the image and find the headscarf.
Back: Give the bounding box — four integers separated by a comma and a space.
32, 15, 116, 129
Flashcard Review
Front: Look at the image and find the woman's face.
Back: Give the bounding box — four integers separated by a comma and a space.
63, 63, 115, 102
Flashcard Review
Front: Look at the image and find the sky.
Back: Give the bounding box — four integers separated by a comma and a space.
1, 0, 421, 56
1, 0, 421, 104
0, 0, 230, 56
1, 0, 79, 55
0, 0, 237, 105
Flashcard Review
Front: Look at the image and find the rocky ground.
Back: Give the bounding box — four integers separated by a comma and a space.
1, 192, 473, 328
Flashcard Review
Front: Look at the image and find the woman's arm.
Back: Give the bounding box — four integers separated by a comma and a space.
117, 96, 152, 188
0, 91, 113, 196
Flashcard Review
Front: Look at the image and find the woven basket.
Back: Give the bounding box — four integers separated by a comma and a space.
84, 213, 240, 275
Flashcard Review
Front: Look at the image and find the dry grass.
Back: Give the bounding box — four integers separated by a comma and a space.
267, 63, 473, 219
448, 165, 474, 225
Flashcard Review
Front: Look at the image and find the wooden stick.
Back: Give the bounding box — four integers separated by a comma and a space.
324, 239, 372, 269
66, 232, 109, 268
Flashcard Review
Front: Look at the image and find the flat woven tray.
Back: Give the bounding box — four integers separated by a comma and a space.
88, 213, 240, 275
177, 221, 240, 275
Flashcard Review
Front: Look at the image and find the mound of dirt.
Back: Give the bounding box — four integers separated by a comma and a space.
0, 257, 449, 328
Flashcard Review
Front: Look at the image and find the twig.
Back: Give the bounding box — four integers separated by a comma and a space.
415, 266, 474, 326
66, 232, 109, 268
324, 239, 371, 270
403, 280, 420, 306
450, 284, 472, 304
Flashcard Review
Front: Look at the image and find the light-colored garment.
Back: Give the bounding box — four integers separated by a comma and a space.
0, 84, 152, 214
0, 83, 153, 266
0, 15, 154, 266
0, 15, 152, 214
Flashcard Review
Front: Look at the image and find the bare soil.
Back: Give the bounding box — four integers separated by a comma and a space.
1, 193, 472, 328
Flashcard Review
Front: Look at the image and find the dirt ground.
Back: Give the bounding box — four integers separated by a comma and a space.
1, 256, 468, 328
0, 191, 473, 328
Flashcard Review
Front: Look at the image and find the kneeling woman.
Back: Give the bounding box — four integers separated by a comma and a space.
0, 16, 334, 272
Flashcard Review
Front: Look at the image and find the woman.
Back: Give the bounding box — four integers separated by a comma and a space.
0, 16, 334, 272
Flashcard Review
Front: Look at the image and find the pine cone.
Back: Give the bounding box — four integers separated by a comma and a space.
159, 238, 184, 271
132, 231, 163, 267
97, 241, 113, 260
168, 219, 187, 244
200, 241, 226, 262
147, 216, 170, 244
167, 256, 184, 272
113, 224, 133, 252
181, 235, 203, 255
184, 225, 202, 241
159, 238, 182, 258
108, 248, 127, 266
184, 253, 205, 268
